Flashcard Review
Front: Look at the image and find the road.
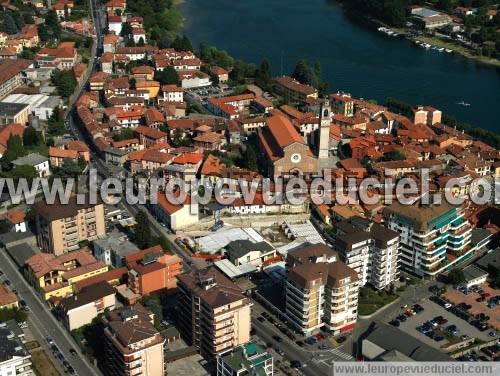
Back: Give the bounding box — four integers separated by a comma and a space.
336, 279, 442, 357
0, 249, 99, 375
61, 0, 195, 274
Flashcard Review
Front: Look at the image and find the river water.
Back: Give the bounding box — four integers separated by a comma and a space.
181, 0, 500, 132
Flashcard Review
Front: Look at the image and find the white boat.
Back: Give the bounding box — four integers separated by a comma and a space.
457, 101, 471, 107
423, 43, 431, 49
438, 48, 444, 52
445, 49, 453, 53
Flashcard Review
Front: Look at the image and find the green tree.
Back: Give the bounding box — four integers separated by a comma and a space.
51, 69, 77, 98
243, 146, 257, 171
4, 13, 18, 34
11, 165, 37, 180
48, 107, 66, 136
381, 149, 406, 161
112, 128, 135, 141
45, 9, 61, 38
60, 158, 82, 178
129, 78, 137, 90
134, 210, 153, 249
255, 59, 272, 90
137, 37, 145, 47
154, 66, 179, 85
23, 127, 42, 147
448, 268, 466, 285
120, 22, 133, 38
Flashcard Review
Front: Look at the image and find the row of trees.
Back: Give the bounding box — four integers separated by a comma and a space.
126, 0, 182, 48
51, 69, 77, 99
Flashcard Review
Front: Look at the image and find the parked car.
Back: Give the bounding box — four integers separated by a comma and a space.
296, 340, 305, 347
276, 348, 285, 356
319, 343, 331, 350
396, 315, 408, 322
412, 304, 424, 313
272, 335, 282, 342
389, 320, 400, 327
336, 336, 347, 343
447, 325, 459, 335
304, 337, 317, 345
291, 360, 302, 369
69, 348, 77, 356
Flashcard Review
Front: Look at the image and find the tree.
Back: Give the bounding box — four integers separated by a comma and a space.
51, 69, 77, 98
381, 149, 406, 161
120, 22, 133, 38
113, 128, 135, 141
171, 34, 193, 51
60, 158, 82, 178
10, 165, 37, 180
129, 78, 137, 90
255, 59, 272, 89
448, 268, 466, 285
437, 0, 453, 12
243, 146, 257, 171
137, 37, 145, 47
45, 9, 61, 39
48, 107, 65, 136
23, 127, 42, 147
134, 210, 153, 249
154, 66, 179, 85
4, 13, 18, 34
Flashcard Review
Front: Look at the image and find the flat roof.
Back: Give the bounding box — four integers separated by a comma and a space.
195, 228, 265, 255
214, 259, 257, 279
283, 220, 325, 245
463, 264, 488, 282
0, 102, 29, 116
475, 248, 499, 272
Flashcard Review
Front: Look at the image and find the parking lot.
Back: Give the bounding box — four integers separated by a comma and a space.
443, 283, 499, 331
392, 297, 497, 351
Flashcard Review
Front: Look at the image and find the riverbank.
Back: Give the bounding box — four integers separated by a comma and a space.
345, 11, 500, 68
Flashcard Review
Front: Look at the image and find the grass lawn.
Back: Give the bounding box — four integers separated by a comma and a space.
31, 349, 60, 376
358, 287, 399, 316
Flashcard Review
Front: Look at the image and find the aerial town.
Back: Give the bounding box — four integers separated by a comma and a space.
0, 1, 499, 376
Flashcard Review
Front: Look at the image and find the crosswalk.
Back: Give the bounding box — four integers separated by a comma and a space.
330, 348, 354, 360
312, 347, 354, 365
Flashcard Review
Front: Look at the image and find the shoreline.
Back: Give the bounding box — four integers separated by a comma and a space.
346, 11, 500, 69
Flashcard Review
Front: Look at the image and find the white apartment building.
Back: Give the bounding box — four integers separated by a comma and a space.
334, 218, 400, 290
177, 268, 253, 358
285, 244, 359, 335
383, 201, 473, 277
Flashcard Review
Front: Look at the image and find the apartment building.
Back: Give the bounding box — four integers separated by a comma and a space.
0, 322, 34, 376
125, 245, 183, 295
177, 268, 252, 358
58, 281, 116, 331
0, 59, 32, 99
285, 243, 359, 335
33, 196, 106, 255
383, 200, 473, 277
274, 76, 318, 103
103, 304, 165, 376
24, 248, 108, 300
330, 93, 354, 117
216, 342, 273, 376
334, 217, 400, 290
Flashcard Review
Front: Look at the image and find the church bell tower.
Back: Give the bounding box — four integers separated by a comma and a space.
318, 98, 331, 159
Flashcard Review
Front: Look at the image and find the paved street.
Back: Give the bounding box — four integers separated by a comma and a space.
251, 300, 355, 376
337, 279, 442, 356
0, 248, 100, 375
